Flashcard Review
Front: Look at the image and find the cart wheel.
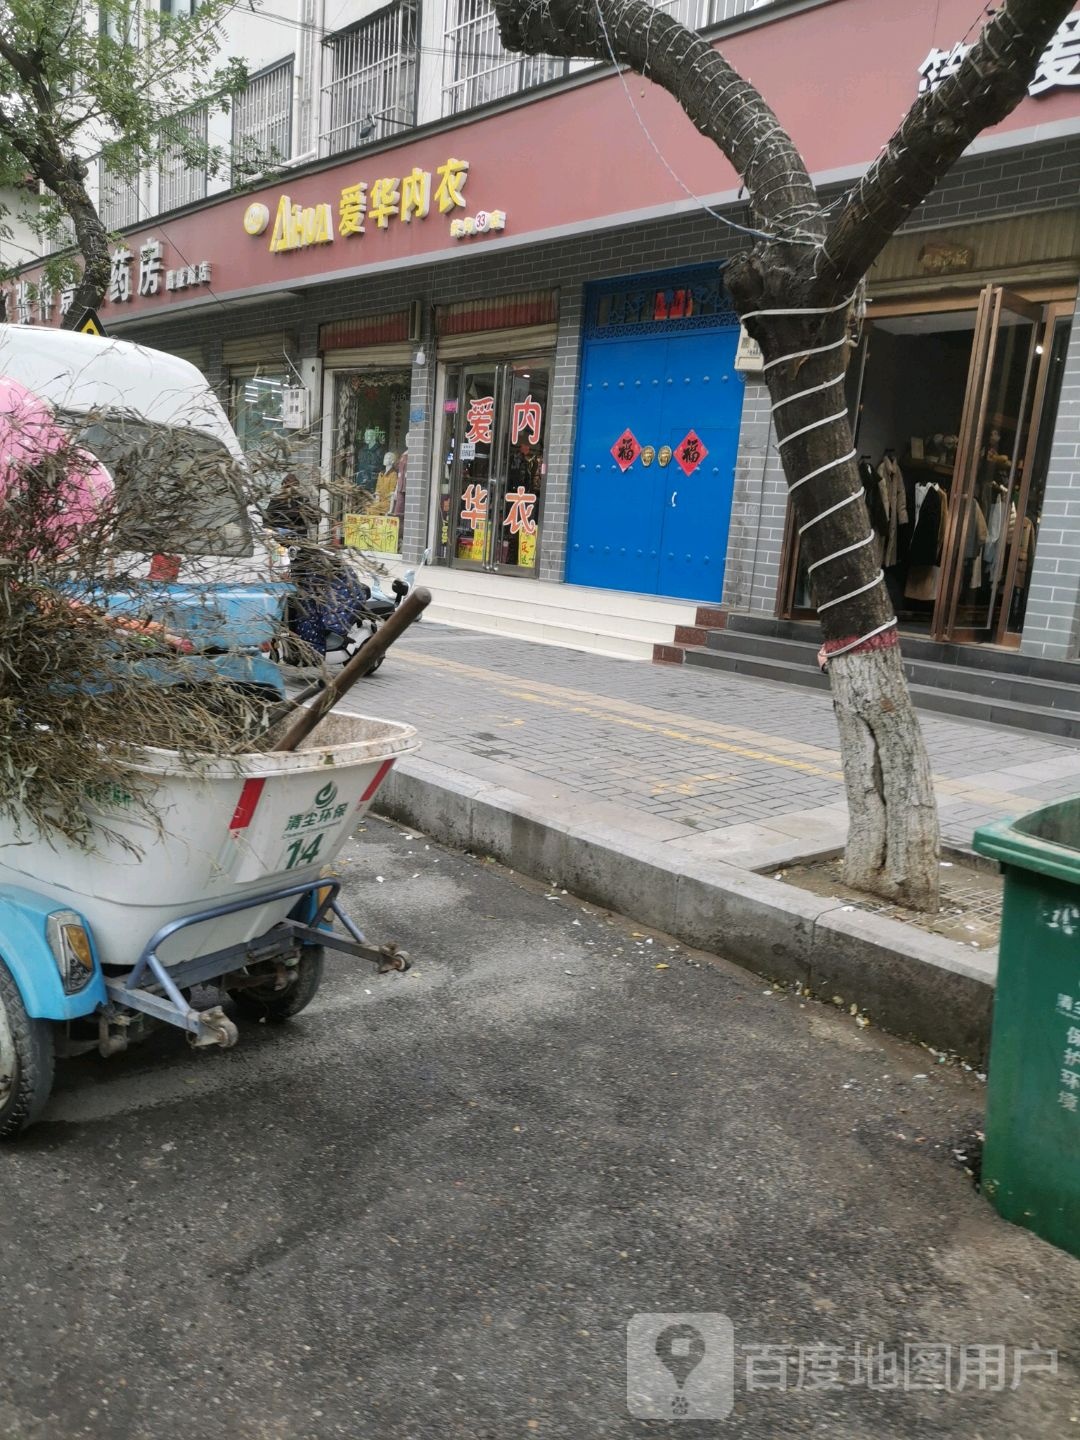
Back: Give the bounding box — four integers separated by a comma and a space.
0, 959, 55, 1139
228, 945, 324, 1024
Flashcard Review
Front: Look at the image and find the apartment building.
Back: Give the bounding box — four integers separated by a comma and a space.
9, 0, 1080, 678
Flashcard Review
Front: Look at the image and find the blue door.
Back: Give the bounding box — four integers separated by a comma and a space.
567, 336, 670, 594
567, 269, 743, 602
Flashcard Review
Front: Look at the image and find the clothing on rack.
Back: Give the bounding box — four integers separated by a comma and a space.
983, 495, 1006, 574
905, 483, 948, 602
965, 501, 989, 590
859, 460, 889, 563
877, 455, 908, 568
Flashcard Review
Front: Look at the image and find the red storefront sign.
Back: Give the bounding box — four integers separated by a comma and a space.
9, 0, 1080, 323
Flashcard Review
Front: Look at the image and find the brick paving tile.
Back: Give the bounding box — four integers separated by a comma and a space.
344, 625, 1080, 855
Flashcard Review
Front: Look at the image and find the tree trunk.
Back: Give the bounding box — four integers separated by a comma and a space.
54, 163, 111, 325
828, 643, 940, 907
730, 261, 940, 909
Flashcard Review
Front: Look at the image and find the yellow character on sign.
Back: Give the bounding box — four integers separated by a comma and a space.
368, 177, 401, 229
400, 167, 431, 223
434, 157, 469, 214
339, 182, 368, 237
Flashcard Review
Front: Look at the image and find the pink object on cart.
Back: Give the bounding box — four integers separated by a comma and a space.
0, 376, 114, 546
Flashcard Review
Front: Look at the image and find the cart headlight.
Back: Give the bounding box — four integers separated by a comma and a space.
46, 911, 96, 993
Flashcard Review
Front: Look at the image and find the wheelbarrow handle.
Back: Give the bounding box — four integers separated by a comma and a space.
270, 586, 432, 753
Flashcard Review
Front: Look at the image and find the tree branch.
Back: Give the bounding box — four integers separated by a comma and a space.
490, 0, 822, 239
814, 0, 1075, 295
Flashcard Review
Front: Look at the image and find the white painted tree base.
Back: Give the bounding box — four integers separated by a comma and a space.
828, 644, 941, 912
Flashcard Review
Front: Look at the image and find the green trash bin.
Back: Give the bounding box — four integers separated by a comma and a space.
974, 798, 1080, 1259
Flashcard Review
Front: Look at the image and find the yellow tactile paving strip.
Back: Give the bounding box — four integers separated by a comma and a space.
397, 650, 1029, 810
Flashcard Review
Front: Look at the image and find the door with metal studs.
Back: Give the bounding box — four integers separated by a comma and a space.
568, 323, 742, 601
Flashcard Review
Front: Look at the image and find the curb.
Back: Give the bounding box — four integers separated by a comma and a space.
376, 756, 997, 1065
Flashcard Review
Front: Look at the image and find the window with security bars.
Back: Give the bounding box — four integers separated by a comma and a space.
441, 0, 773, 116
158, 107, 208, 213
321, 2, 418, 157
442, 0, 565, 115
232, 57, 293, 183
98, 156, 141, 230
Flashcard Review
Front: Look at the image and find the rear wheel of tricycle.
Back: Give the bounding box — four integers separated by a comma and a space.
0, 959, 55, 1139
228, 945, 324, 1023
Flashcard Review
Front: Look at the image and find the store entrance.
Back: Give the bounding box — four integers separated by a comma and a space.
434, 357, 551, 575
781, 284, 1073, 647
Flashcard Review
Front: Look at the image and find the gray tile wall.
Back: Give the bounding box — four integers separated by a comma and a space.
121, 133, 1080, 654
1022, 293, 1080, 660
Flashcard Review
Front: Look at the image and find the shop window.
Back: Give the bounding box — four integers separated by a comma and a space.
331, 370, 411, 554
231, 372, 287, 456
781, 288, 1071, 648
437, 358, 550, 575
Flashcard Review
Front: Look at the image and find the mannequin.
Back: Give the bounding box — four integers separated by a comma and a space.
353, 427, 383, 492
391, 450, 408, 520
371, 451, 398, 516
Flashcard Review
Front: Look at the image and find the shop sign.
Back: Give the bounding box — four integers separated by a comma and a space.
344, 514, 400, 553
268, 195, 334, 253
918, 241, 975, 276
106, 238, 212, 306
252, 158, 509, 254
918, 10, 1080, 96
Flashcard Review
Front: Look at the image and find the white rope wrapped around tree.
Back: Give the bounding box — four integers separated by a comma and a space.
490, 0, 1076, 910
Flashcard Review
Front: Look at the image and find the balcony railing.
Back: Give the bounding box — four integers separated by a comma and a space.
158, 106, 208, 213
98, 156, 141, 231
441, 0, 774, 116
442, 0, 564, 115
232, 57, 294, 183
321, 2, 418, 157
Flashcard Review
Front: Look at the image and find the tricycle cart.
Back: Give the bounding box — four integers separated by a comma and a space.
0, 708, 418, 1138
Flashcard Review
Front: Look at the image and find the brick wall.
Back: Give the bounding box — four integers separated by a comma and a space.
721, 136, 1080, 643
120, 133, 1080, 651
123, 212, 744, 578
1022, 293, 1080, 661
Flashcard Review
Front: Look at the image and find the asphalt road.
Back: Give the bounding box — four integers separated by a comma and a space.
0, 820, 1077, 1439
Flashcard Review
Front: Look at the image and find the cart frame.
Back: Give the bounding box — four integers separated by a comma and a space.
101, 878, 409, 1049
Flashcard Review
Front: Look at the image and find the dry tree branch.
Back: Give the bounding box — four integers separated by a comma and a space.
813, 0, 1076, 296
490, 0, 821, 240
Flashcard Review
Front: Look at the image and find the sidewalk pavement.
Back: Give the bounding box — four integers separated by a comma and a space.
335, 621, 1080, 1060
342, 621, 1080, 872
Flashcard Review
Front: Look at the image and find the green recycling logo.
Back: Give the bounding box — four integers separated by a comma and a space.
315, 781, 338, 808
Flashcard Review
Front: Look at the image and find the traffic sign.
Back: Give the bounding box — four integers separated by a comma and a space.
72, 308, 106, 337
